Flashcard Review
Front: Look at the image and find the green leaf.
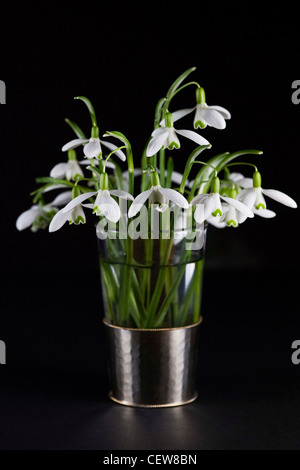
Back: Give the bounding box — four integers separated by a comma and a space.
154, 97, 166, 128
65, 118, 87, 140
74, 96, 97, 127
179, 145, 211, 194
166, 67, 196, 100
35, 176, 73, 186
104, 131, 134, 195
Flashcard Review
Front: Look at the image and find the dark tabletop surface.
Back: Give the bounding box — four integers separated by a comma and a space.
1, 268, 299, 451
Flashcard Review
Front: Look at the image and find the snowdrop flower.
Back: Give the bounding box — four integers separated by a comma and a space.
170, 87, 231, 130
190, 177, 254, 224
50, 150, 84, 181
16, 190, 73, 232
128, 171, 189, 218
49, 198, 88, 232
236, 171, 297, 221
146, 112, 210, 157
16, 205, 58, 232
56, 174, 133, 225
207, 201, 245, 228
62, 136, 126, 161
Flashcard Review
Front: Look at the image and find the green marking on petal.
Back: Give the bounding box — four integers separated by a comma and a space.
256, 203, 266, 210
168, 141, 180, 150
226, 219, 237, 227
212, 208, 222, 217
74, 216, 85, 225
194, 120, 206, 129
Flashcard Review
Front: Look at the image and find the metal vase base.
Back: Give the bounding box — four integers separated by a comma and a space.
104, 319, 202, 408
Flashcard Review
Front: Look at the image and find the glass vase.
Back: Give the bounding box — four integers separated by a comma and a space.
97, 224, 207, 407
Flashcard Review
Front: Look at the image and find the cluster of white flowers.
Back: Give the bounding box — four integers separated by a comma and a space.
16, 70, 297, 237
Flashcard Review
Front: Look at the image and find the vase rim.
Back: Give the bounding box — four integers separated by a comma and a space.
103, 317, 203, 332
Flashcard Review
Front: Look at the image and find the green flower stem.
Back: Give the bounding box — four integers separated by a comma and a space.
74, 96, 98, 127
112, 159, 124, 190
140, 237, 153, 309
144, 236, 174, 328
100, 261, 119, 323
168, 81, 200, 101
193, 259, 203, 323
153, 263, 187, 328
176, 269, 195, 326
104, 131, 134, 195
166, 157, 174, 188
179, 146, 211, 195
159, 148, 165, 186
119, 237, 133, 324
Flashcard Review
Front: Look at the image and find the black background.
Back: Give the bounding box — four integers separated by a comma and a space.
0, 5, 300, 451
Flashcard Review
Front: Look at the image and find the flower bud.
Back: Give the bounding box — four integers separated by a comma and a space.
211, 176, 220, 194
165, 112, 174, 128
91, 125, 100, 138
253, 170, 262, 188
196, 87, 206, 105
67, 149, 76, 161
151, 171, 161, 187
99, 172, 109, 190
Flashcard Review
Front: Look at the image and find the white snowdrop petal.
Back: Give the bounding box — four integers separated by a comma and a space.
50, 163, 68, 179
252, 208, 277, 218
62, 138, 88, 152
50, 191, 73, 206
101, 140, 126, 162
128, 188, 154, 217
262, 189, 297, 208
236, 177, 253, 188
16, 207, 39, 231
171, 107, 195, 123
98, 193, 121, 223
190, 194, 208, 206
209, 105, 231, 119
110, 189, 134, 200
84, 139, 102, 159
159, 187, 189, 209
237, 188, 257, 209
175, 128, 211, 146
62, 191, 97, 213
49, 209, 68, 232
200, 108, 226, 129
146, 129, 169, 156
221, 195, 254, 217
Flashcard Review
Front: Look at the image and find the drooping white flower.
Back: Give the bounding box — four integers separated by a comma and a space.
170, 87, 231, 130
58, 188, 133, 224
236, 171, 297, 222
62, 137, 126, 161
146, 112, 210, 157
50, 159, 84, 181
128, 185, 189, 218
49, 200, 87, 232
190, 189, 254, 225
206, 204, 242, 228
16, 191, 73, 232
16, 205, 58, 232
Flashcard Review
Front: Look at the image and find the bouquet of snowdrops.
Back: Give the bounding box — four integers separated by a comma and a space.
16, 67, 297, 328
